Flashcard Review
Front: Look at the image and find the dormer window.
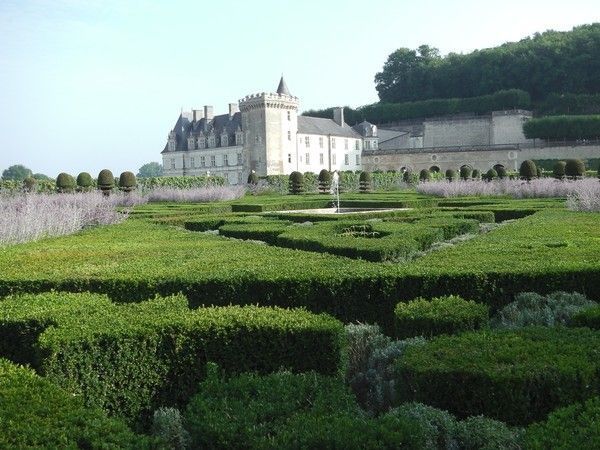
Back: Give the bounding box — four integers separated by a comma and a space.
188, 137, 195, 150
221, 134, 229, 147
235, 131, 243, 145
208, 136, 216, 148
198, 136, 206, 149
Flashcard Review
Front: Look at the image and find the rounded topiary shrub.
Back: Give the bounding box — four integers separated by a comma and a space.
525, 396, 600, 449
496, 166, 507, 179
536, 167, 543, 178
552, 161, 567, 179
247, 171, 258, 185
359, 171, 372, 193
289, 171, 304, 195
445, 169, 457, 181
97, 169, 114, 194
56, 172, 76, 193
394, 295, 489, 339
22, 177, 37, 192
459, 166, 472, 181
419, 169, 430, 182
395, 326, 600, 425
76, 172, 93, 191
402, 170, 412, 183
484, 168, 498, 181
471, 169, 481, 180
317, 169, 332, 194
565, 159, 586, 179
118, 171, 137, 192
519, 160, 537, 181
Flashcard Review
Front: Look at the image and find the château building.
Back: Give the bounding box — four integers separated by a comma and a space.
161, 77, 379, 184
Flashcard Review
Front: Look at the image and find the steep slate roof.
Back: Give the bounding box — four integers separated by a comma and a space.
377, 129, 408, 143
276, 76, 291, 96
352, 120, 377, 137
162, 112, 242, 153
297, 116, 362, 138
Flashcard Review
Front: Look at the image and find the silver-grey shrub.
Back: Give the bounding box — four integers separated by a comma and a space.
566, 179, 600, 212
0, 191, 139, 247
146, 185, 246, 203
151, 407, 190, 449
493, 291, 596, 329
345, 323, 425, 415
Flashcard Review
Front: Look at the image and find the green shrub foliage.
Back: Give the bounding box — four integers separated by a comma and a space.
22, 176, 37, 192
55, 172, 76, 192
525, 396, 600, 449
496, 166, 508, 179
519, 160, 537, 180
445, 169, 457, 181
288, 171, 304, 194
0, 292, 344, 425
247, 171, 258, 185
0, 358, 149, 448
565, 158, 586, 178
419, 169, 430, 181
471, 169, 481, 180
552, 161, 567, 179
396, 326, 600, 425
394, 295, 489, 339
571, 305, 600, 329
118, 171, 137, 191
485, 168, 498, 181
76, 172, 93, 191
493, 291, 596, 329
151, 407, 190, 449
523, 115, 600, 140
359, 171, 372, 193
317, 169, 332, 193
97, 169, 114, 191
459, 166, 472, 180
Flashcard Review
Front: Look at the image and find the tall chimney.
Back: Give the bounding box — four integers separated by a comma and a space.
333, 107, 345, 127
229, 103, 240, 117
204, 105, 214, 121
192, 109, 204, 122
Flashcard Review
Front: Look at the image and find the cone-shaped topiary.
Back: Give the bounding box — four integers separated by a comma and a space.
445, 169, 457, 182
471, 169, 481, 180
459, 166, 472, 180
97, 169, 114, 194
485, 168, 498, 181
496, 166, 507, 179
247, 172, 258, 185
288, 171, 304, 195
565, 159, 586, 179
419, 169, 430, 182
76, 172, 93, 191
359, 171, 372, 193
519, 160, 537, 181
536, 167, 543, 178
56, 173, 76, 193
317, 169, 332, 194
118, 171, 137, 192
23, 177, 37, 192
552, 161, 566, 179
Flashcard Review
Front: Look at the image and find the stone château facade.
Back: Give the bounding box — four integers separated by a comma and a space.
161, 77, 378, 184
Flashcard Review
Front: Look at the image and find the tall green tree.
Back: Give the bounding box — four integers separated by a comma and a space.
137, 162, 163, 178
2, 164, 33, 181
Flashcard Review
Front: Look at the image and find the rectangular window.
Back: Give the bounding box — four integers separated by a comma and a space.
224, 154, 228, 166
190, 157, 195, 168
344, 139, 348, 150
305, 136, 310, 147
365, 141, 370, 150
319, 153, 324, 165
305, 153, 310, 165
170, 158, 175, 169
288, 153, 292, 163
200, 156, 206, 167
332, 154, 337, 165
237, 153, 242, 165
344, 154, 349, 165
331, 138, 336, 149
288, 130, 291, 141
319, 137, 324, 148
355, 140, 360, 151
287, 111, 291, 121
356, 154, 360, 165
238, 172, 242, 183
211, 155, 216, 167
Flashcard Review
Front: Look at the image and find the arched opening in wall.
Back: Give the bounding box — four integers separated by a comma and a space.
460, 164, 473, 171
400, 166, 408, 173
493, 164, 507, 179
429, 165, 440, 173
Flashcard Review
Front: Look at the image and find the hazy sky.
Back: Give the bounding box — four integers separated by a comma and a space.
0, 0, 598, 177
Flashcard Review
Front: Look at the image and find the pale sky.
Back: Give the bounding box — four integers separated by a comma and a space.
0, 0, 598, 177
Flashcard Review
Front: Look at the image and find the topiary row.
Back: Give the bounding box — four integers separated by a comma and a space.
0, 292, 345, 425
54, 169, 137, 193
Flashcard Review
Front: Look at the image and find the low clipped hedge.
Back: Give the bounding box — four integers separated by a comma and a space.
571, 305, 600, 329
396, 326, 600, 425
0, 358, 150, 448
394, 295, 489, 338
0, 292, 344, 425
525, 397, 600, 449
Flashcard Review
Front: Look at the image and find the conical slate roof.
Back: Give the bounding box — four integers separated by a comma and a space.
276, 75, 291, 96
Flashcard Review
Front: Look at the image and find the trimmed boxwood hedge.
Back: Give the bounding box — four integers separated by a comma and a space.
0, 358, 150, 448
0, 292, 345, 425
395, 326, 600, 425
571, 305, 600, 329
394, 295, 489, 338
525, 396, 600, 449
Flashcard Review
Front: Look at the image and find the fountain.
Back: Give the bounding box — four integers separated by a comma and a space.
331, 170, 341, 213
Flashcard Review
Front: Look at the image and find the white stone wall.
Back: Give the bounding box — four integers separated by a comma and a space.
295, 133, 362, 173
162, 145, 245, 184
424, 117, 491, 147
491, 111, 532, 145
